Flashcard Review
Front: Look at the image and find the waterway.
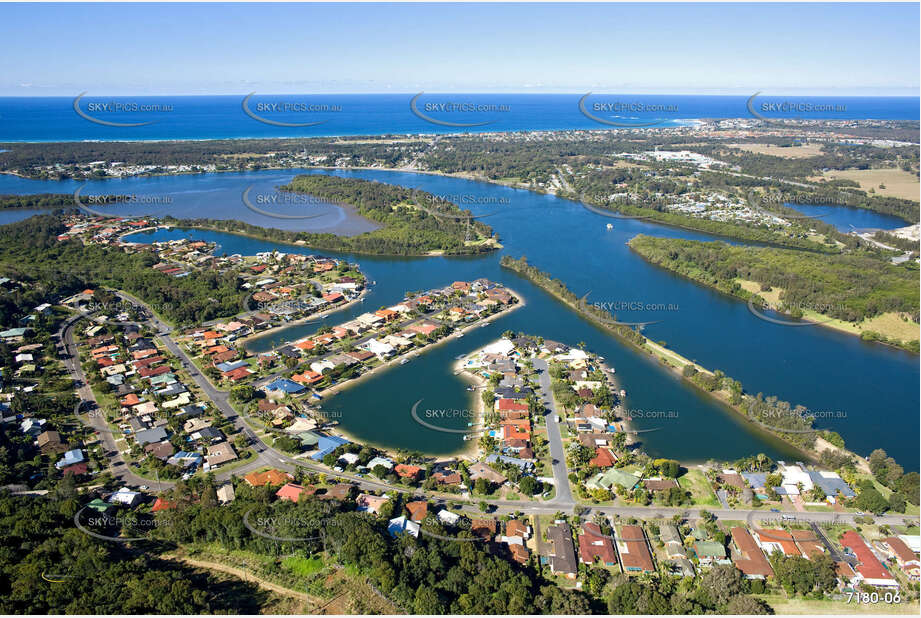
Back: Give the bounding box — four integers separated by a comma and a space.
43, 167, 909, 467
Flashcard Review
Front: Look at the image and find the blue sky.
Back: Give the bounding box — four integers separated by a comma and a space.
1, 2, 918, 95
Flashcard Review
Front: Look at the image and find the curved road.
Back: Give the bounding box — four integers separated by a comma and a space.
58, 290, 918, 530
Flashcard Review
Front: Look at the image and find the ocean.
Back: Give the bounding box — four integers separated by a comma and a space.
0, 94, 917, 142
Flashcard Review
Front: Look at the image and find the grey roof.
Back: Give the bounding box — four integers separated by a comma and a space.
134, 426, 168, 446
176, 404, 204, 418
156, 383, 187, 398
742, 472, 767, 489
494, 387, 530, 399
115, 383, 137, 396
808, 471, 856, 498
547, 524, 577, 575
194, 427, 223, 441
485, 453, 534, 471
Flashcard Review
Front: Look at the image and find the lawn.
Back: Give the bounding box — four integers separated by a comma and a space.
755, 594, 919, 615
678, 468, 719, 506
282, 554, 326, 578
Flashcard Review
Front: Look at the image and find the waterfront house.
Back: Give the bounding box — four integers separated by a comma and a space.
394, 463, 423, 481
469, 462, 507, 485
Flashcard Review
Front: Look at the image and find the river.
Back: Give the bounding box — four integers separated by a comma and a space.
3, 168, 917, 467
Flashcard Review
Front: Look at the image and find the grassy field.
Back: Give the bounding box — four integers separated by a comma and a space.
737, 279, 920, 344
813, 168, 920, 202
729, 143, 827, 159
678, 468, 719, 506
756, 594, 919, 615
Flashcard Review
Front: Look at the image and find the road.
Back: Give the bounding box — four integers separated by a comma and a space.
532, 357, 573, 506
58, 291, 919, 532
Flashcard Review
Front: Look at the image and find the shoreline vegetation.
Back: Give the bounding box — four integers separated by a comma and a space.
498, 254, 876, 472
155, 173, 500, 257
627, 235, 920, 353
276, 291, 525, 460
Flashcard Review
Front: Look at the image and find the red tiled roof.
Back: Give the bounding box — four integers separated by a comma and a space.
578, 522, 617, 565
840, 531, 895, 582
497, 399, 529, 412
394, 464, 422, 479
405, 500, 428, 523
151, 497, 176, 512
276, 483, 308, 502
731, 527, 774, 578
618, 525, 654, 572
590, 447, 617, 468
139, 365, 171, 378
245, 469, 292, 487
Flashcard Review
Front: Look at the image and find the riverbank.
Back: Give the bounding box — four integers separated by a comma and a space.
451, 354, 488, 461
499, 255, 875, 468
238, 286, 370, 352
302, 292, 525, 459
625, 235, 919, 353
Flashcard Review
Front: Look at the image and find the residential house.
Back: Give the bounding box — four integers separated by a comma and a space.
617, 525, 655, 573
578, 522, 617, 566
547, 524, 578, 579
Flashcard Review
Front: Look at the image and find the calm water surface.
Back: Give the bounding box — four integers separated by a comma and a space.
85, 168, 919, 467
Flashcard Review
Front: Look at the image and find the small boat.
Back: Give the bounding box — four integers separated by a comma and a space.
619, 389, 626, 397
481, 321, 490, 327
466, 386, 475, 391
400, 357, 410, 365
606, 223, 613, 230
455, 332, 464, 338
